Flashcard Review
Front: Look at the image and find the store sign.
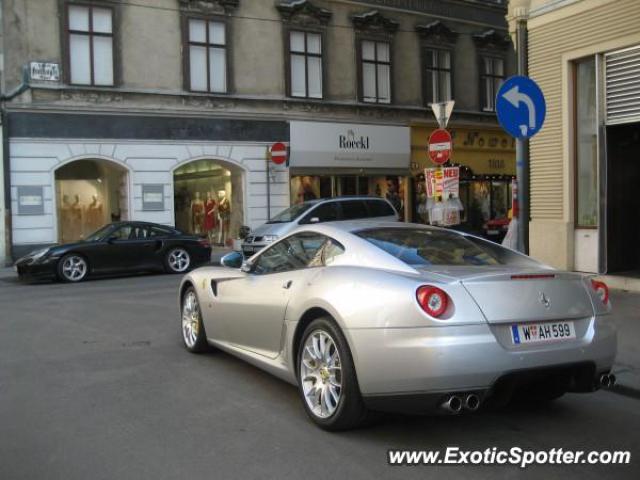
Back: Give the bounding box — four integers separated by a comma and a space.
17, 186, 45, 215
289, 121, 410, 170
29, 62, 60, 82
142, 185, 165, 211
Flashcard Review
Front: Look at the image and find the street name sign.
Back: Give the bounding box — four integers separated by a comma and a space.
496, 76, 546, 139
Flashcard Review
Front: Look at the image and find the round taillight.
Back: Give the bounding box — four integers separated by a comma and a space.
416, 285, 449, 318
591, 279, 609, 304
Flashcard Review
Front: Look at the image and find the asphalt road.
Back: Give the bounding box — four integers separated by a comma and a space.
0, 273, 638, 480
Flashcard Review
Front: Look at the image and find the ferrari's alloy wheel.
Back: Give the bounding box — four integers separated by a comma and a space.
300, 330, 343, 419
181, 288, 208, 353
168, 248, 191, 273
60, 255, 88, 282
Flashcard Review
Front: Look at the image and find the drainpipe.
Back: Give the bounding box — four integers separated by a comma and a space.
1, 66, 31, 264
515, 19, 530, 254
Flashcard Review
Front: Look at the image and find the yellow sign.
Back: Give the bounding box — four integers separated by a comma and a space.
411, 126, 515, 176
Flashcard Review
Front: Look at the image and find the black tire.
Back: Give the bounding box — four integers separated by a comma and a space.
164, 247, 191, 274
57, 253, 89, 282
296, 317, 372, 431
180, 287, 209, 353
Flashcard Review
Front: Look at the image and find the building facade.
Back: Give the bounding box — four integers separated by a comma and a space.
508, 0, 640, 275
2, 0, 514, 261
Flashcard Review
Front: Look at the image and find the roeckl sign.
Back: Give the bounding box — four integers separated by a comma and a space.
339, 130, 370, 150
289, 121, 410, 170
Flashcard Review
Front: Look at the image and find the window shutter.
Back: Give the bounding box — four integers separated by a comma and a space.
605, 45, 640, 125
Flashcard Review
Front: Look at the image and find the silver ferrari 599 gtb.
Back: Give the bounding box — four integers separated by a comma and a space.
178, 222, 617, 430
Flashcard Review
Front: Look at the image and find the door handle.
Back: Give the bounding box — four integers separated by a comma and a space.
283, 280, 293, 289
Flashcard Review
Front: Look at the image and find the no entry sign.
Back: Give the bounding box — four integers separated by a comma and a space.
428, 129, 452, 165
270, 142, 287, 165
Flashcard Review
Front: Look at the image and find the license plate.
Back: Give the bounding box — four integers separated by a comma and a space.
511, 321, 576, 344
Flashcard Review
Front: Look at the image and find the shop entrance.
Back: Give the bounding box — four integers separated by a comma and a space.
55, 159, 129, 243
290, 174, 407, 219
173, 159, 244, 246
606, 123, 640, 274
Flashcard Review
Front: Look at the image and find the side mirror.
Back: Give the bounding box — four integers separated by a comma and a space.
107, 236, 118, 244
220, 251, 243, 269
240, 260, 254, 273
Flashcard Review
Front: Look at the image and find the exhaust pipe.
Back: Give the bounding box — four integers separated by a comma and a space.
441, 395, 463, 414
464, 393, 480, 411
599, 373, 616, 389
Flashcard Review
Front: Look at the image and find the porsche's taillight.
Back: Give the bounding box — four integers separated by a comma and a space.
416, 285, 449, 318
198, 239, 211, 249
590, 279, 609, 305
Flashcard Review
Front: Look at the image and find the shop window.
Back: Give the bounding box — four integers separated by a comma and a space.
360, 40, 391, 104
424, 49, 452, 104
186, 18, 227, 93
289, 30, 323, 99
55, 159, 129, 243
480, 56, 504, 111
173, 159, 243, 246
574, 57, 598, 227
66, 4, 114, 86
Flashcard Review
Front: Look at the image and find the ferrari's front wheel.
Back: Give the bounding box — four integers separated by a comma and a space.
297, 317, 370, 431
181, 287, 208, 353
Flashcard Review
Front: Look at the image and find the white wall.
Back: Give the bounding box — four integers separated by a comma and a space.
9, 138, 290, 248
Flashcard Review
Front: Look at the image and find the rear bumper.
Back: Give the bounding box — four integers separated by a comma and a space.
346, 316, 617, 399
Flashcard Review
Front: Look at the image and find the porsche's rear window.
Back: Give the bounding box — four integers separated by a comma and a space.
355, 228, 536, 267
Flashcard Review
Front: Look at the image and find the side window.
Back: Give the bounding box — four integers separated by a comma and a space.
111, 225, 133, 240
300, 202, 340, 224
150, 226, 173, 237
340, 200, 369, 220
367, 200, 396, 217
253, 233, 326, 274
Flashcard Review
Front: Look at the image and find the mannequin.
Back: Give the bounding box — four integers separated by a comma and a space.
191, 191, 205, 234
204, 191, 218, 243
217, 190, 230, 245
86, 194, 104, 235
60, 194, 73, 243
71, 194, 83, 240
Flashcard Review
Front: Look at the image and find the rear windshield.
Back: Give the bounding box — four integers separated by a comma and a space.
267, 202, 316, 224
355, 228, 540, 267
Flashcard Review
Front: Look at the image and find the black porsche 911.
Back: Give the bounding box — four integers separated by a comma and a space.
15, 221, 212, 282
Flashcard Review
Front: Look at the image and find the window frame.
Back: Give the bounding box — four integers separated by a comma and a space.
182, 13, 232, 94
357, 36, 394, 104
422, 47, 454, 106
479, 55, 505, 112
285, 27, 326, 100
63, 1, 117, 87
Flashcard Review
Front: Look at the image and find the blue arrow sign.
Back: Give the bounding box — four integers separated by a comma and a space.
496, 76, 546, 139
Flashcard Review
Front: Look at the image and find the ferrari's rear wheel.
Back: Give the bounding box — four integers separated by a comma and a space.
165, 248, 191, 273
181, 287, 208, 353
58, 254, 88, 282
297, 317, 370, 431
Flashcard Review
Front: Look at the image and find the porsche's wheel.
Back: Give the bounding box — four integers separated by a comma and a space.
297, 317, 370, 431
181, 287, 208, 353
165, 248, 191, 273
58, 254, 88, 282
